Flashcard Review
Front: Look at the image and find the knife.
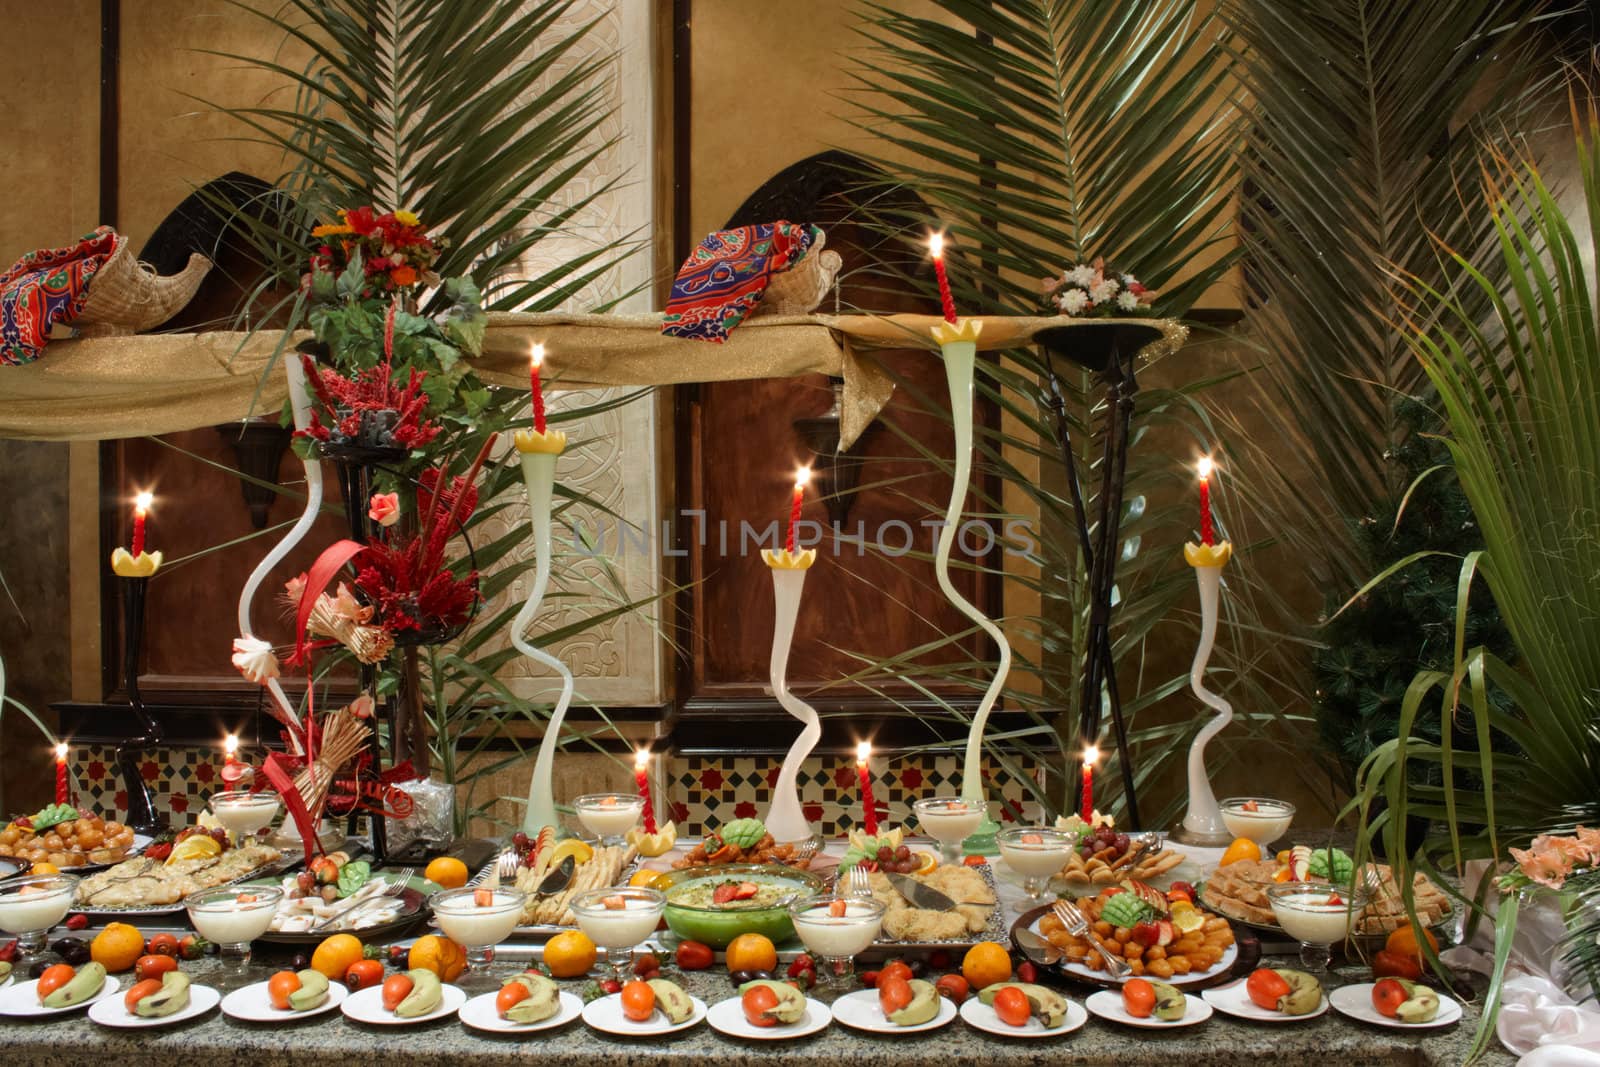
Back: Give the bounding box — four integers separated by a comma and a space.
535, 854, 576, 896
1013, 927, 1063, 966
887, 872, 960, 911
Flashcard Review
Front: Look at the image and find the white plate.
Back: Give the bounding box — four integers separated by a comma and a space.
459, 989, 584, 1034
87, 983, 220, 1028
959, 995, 1087, 1037
220, 977, 348, 1022
1201, 977, 1328, 1022
706, 994, 830, 1040
829, 989, 958, 1034
340, 982, 466, 1025
1085, 988, 1213, 1029
1329, 982, 1462, 1029
581, 991, 707, 1036
1031, 914, 1239, 988
0, 975, 122, 1017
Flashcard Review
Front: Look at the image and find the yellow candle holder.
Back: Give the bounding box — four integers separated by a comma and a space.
761, 548, 817, 570
514, 428, 568, 455
1183, 541, 1233, 568
109, 548, 163, 577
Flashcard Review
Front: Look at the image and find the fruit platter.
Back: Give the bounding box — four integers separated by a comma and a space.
671, 818, 816, 870
1054, 821, 1185, 890
0, 806, 144, 872
1015, 880, 1256, 990
257, 852, 429, 942
1198, 845, 1453, 946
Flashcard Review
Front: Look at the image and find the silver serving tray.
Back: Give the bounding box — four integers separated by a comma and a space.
71, 850, 300, 918
861, 862, 1010, 950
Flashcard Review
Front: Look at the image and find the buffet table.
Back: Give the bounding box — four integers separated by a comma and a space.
0, 838, 1507, 1066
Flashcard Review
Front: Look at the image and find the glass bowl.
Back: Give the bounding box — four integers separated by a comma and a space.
659, 863, 826, 949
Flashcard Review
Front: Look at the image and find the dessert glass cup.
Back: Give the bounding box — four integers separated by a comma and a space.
1219, 797, 1296, 847
209, 789, 281, 847
573, 793, 644, 847
996, 826, 1075, 905
185, 883, 285, 982
0, 873, 79, 956
912, 796, 986, 866
788, 893, 886, 989
1267, 881, 1371, 976
431, 886, 529, 992
570, 886, 665, 980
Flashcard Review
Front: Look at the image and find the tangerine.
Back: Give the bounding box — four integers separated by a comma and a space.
542, 930, 597, 978
628, 868, 668, 889
1219, 838, 1262, 866
424, 856, 469, 889
725, 932, 777, 974
409, 934, 467, 981
90, 922, 146, 973
961, 941, 1013, 990
310, 933, 365, 981
1385, 923, 1440, 962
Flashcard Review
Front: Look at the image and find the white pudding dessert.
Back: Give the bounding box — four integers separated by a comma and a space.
434, 890, 525, 946
1270, 891, 1357, 943
187, 892, 279, 945
792, 900, 884, 958
574, 795, 643, 840
1220, 798, 1295, 845
573, 896, 662, 949
211, 793, 281, 836
0, 885, 73, 934
998, 834, 1073, 878
913, 798, 985, 844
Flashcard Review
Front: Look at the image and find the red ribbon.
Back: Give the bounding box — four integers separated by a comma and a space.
262, 752, 322, 864
291, 539, 367, 666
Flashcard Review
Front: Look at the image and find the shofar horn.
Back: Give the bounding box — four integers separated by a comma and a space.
74, 238, 211, 337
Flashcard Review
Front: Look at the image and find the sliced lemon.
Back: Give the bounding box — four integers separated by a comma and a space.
166, 834, 222, 864
628, 868, 668, 889
548, 838, 594, 869
1169, 901, 1205, 934
911, 850, 938, 875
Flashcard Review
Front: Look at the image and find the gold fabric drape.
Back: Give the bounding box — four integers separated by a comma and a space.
0, 313, 1185, 446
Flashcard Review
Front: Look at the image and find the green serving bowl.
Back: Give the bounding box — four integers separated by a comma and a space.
659, 863, 825, 949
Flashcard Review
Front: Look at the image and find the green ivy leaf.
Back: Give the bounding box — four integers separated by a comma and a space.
336, 250, 366, 299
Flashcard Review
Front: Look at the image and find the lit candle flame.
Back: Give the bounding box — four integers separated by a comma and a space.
224, 733, 239, 758
928, 232, 945, 258
531, 342, 545, 368
795, 465, 812, 489
134, 490, 153, 513
1083, 744, 1100, 766
856, 740, 872, 764
635, 748, 650, 772
1196, 456, 1213, 480
54, 742, 68, 761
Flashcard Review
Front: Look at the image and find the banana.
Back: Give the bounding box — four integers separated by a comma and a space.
648, 978, 696, 1024
888, 979, 939, 1026
42, 962, 106, 1008
1271, 968, 1323, 1016
288, 969, 329, 1011
395, 968, 442, 1018
503, 974, 560, 1023
0, 961, 11, 983
135, 971, 191, 1017
1151, 980, 1187, 1022
1395, 983, 1440, 1023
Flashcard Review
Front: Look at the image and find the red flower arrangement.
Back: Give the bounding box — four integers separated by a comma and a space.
308, 206, 441, 295
296, 300, 443, 452
352, 435, 498, 639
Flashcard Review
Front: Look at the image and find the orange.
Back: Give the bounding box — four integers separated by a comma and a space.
1219, 838, 1262, 867
409, 934, 467, 982
310, 933, 365, 981
424, 856, 469, 889
542, 930, 597, 979
29, 861, 60, 876
628, 869, 668, 889
961, 941, 1013, 990
90, 922, 146, 973
725, 932, 777, 974
1385, 923, 1440, 962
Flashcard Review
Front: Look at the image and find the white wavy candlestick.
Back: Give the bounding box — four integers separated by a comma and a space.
1180, 560, 1231, 840
515, 444, 575, 836
932, 327, 1012, 809
762, 554, 820, 843
235, 355, 321, 750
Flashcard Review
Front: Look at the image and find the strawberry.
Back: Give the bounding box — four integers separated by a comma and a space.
1131, 921, 1160, 947
731, 882, 759, 901
65, 914, 88, 931
1016, 960, 1038, 984
712, 883, 738, 905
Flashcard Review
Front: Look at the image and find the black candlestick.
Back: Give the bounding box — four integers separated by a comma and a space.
116, 575, 165, 837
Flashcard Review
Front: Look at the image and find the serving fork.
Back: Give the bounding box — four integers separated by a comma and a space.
847, 864, 871, 899
1053, 898, 1131, 979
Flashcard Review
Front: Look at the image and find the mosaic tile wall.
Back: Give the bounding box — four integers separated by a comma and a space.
63, 746, 1044, 839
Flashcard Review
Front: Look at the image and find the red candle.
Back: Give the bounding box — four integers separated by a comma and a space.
222, 733, 245, 786
130, 490, 152, 557
1079, 745, 1098, 821
928, 233, 959, 324
1197, 456, 1215, 546
635, 749, 657, 834
54, 742, 69, 805
530, 343, 548, 434
856, 741, 879, 835
784, 467, 811, 554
